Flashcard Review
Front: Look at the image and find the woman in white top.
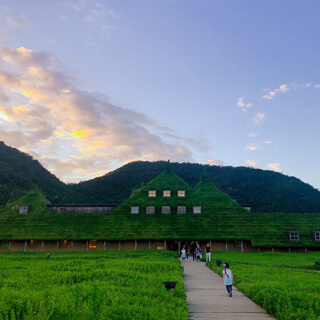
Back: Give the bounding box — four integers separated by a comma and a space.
222, 262, 233, 297
181, 247, 186, 262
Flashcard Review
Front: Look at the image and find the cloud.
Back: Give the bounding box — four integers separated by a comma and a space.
4, 15, 27, 27
262, 84, 289, 100
245, 160, 259, 169
245, 140, 271, 151
248, 132, 257, 137
301, 83, 311, 88
236, 97, 253, 112
0, 45, 204, 182
267, 163, 281, 172
314, 84, 320, 88
207, 159, 225, 166
252, 113, 266, 125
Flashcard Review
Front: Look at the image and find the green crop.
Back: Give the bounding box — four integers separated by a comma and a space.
0, 250, 187, 320
207, 251, 320, 320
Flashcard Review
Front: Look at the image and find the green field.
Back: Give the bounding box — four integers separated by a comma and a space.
0, 251, 187, 320
207, 252, 320, 320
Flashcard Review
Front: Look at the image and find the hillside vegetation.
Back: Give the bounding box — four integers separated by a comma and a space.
1, 141, 320, 213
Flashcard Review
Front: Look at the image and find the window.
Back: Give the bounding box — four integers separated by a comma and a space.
131, 206, 139, 214
58, 207, 67, 213
89, 240, 97, 249
178, 190, 185, 197
59, 240, 68, 248
146, 206, 155, 214
19, 206, 29, 214
177, 206, 186, 214
163, 190, 171, 197
288, 232, 299, 241
235, 241, 242, 248
193, 206, 202, 214
162, 206, 171, 214
148, 190, 156, 197
314, 232, 320, 241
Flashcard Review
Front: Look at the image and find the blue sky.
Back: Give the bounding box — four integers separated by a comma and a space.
0, 0, 319, 189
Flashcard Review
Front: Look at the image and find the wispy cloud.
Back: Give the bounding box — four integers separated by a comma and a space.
245, 159, 259, 169
236, 97, 253, 112
252, 113, 266, 125
4, 15, 27, 27
314, 84, 320, 88
245, 140, 271, 151
0, 45, 204, 182
267, 163, 281, 172
262, 84, 289, 100
207, 159, 225, 166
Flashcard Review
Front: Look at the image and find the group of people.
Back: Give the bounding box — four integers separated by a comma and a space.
180, 241, 233, 297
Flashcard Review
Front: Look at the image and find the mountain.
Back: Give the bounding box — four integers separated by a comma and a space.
0, 141, 74, 205
1, 141, 320, 213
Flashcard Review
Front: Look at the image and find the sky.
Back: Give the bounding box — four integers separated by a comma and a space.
0, 0, 319, 189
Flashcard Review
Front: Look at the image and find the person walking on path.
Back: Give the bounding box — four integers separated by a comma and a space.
185, 243, 189, 260
205, 243, 211, 262
222, 262, 233, 297
181, 247, 186, 262
195, 244, 201, 262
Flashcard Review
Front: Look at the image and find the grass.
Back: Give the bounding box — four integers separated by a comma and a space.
0, 250, 187, 320
207, 251, 320, 320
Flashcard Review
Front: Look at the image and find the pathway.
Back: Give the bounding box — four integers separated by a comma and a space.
182, 259, 275, 320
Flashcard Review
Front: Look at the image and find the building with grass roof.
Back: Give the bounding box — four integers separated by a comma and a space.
1, 162, 320, 253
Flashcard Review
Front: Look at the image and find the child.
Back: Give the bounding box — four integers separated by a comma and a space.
222, 262, 233, 297
181, 247, 186, 262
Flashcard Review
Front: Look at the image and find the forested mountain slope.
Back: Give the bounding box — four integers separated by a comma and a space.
1, 141, 320, 213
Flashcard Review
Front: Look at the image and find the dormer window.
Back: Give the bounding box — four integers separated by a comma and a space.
19, 206, 29, 215
288, 231, 299, 241
148, 190, 156, 197
193, 206, 201, 214
163, 190, 171, 197
162, 206, 171, 214
131, 206, 139, 214
178, 190, 185, 197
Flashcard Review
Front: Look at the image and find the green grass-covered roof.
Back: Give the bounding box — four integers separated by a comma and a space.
0, 167, 320, 247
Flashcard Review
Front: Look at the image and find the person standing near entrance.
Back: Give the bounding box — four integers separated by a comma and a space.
196, 243, 201, 262
190, 241, 196, 261
222, 262, 233, 297
205, 243, 211, 262
181, 246, 186, 262
185, 243, 189, 260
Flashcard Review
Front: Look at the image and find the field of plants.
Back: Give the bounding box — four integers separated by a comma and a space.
207, 251, 320, 320
0, 250, 187, 320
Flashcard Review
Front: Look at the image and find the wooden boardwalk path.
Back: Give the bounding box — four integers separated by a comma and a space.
182, 259, 275, 320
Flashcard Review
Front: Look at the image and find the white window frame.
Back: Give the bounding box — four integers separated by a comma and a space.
146, 206, 155, 214
19, 206, 29, 214
131, 206, 139, 214
163, 190, 171, 197
162, 206, 171, 214
193, 206, 202, 214
289, 232, 299, 241
314, 232, 320, 241
177, 206, 186, 214
177, 190, 186, 197
148, 190, 157, 197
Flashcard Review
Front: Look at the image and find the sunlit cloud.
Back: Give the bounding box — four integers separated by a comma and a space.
207, 159, 225, 166
245, 159, 259, 169
236, 97, 253, 112
262, 84, 289, 99
245, 144, 260, 151
314, 84, 320, 88
267, 163, 281, 172
252, 113, 266, 125
0, 45, 206, 182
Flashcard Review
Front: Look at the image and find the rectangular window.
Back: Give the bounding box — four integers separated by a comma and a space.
131, 206, 139, 214
193, 206, 202, 214
163, 190, 171, 197
89, 240, 97, 248
146, 206, 155, 214
148, 190, 156, 197
162, 206, 171, 214
289, 232, 299, 241
315, 232, 320, 241
177, 190, 185, 197
235, 241, 242, 248
177, 206, 186, 214
19, 206, 29, 214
